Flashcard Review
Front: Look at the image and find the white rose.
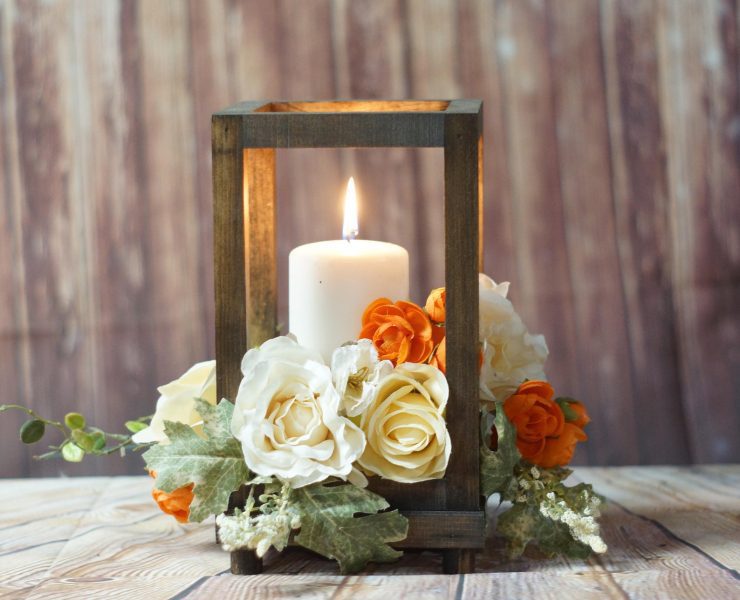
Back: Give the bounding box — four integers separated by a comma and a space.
132, 360, 217, 444
479, 274, 548, 406
358, 363, 451, 483
331, 339, 393, 417
231, 336, 365, 488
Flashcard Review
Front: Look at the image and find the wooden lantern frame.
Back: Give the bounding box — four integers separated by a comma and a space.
212, 99, 484, 575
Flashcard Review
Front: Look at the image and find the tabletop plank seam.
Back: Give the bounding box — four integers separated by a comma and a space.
168, 575, 210, 600
25, 479, 117, 598
591, 554, 631, 600
608, 497, 740, 580
454, 574, 465, 600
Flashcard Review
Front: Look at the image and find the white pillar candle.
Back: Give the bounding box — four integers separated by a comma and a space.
289, 240, 409, 362
288, 178, 409, 361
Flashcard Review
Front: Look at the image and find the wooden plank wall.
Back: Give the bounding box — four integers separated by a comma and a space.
0, 0, 737, 477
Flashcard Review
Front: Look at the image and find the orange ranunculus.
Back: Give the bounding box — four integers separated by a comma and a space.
566, 400, 590, 429
149, 471, 194, 523
432, 324, 446, 346
425, 287, 446, 323
360, 298, 434, 365
503, 380, 565, 465
430, 337, 446, 374
537, 423, 588, 468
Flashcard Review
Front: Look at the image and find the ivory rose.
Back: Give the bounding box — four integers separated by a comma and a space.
231, 336, 365, 488
331, 339, 393, 417
132, 360, 217, 444
479, 274, 548, 406
360, 298, 434, 365
358, 363, 451, 483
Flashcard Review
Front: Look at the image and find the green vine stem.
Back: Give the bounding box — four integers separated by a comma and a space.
0, 404, 153, 462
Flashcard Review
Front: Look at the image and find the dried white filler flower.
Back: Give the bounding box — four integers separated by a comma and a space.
216, 482, 301, 557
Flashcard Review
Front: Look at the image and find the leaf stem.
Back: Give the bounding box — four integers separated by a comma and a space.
0, 404, 66, 434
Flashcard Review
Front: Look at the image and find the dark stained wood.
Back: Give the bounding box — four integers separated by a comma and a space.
444, 108, 483, 511
212, 115, 246, 406
368, 478, 446, 511
394, 511, 486, 549
239, 111, 448, 148
442, 549, 476, 575
1, 0, 738, 480
214, 100, 485, 574
230, 549, 263, 576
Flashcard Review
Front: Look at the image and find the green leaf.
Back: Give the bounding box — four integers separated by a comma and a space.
72, 429, 96, 452
90, 431, 106, 451
20, 420, 45, 444
292, 482, 408, 574
480, 406, 520, 498
555, 398, 579, 422
125, 420, 148, 433
142, 399, 249, 522
62, 442, 85, 462
64, 412, 86, 430
497, 502, 592, 559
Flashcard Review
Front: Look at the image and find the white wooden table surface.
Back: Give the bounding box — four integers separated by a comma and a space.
1, 466, 739, 599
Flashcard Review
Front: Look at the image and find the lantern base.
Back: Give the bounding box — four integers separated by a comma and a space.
226, 508, 485, 575
226, 548, 478, 575
231, 549, 263, 575
443, 549, 477, 574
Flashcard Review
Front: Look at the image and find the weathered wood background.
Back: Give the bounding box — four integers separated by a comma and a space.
0, 0, 738, 477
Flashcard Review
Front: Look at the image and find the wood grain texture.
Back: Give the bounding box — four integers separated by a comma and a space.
443, 107, 482, 511
218, 101, 484, 570
212, 115, 246, 408
0, 0, 738, 476
1, 466, 739, 598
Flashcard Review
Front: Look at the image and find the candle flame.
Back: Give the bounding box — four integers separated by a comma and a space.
342, 177, 359, 241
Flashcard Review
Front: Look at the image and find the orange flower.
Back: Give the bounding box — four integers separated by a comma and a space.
566, 401, 590, 429
430, 337, 446, 374
503, 381, 588, 467
425, 287, 446, 323
149, 471, 194, 523
538, 423, 588, 468
503, 381, 564, 465
360, 298, 434, 365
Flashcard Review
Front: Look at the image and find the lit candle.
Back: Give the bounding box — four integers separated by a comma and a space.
289, 177, 410, 361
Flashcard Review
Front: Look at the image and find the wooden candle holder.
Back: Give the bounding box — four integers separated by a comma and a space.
212, 100, 484, 575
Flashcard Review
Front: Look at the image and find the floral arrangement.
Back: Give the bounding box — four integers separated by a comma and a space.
2, 273, 606, 573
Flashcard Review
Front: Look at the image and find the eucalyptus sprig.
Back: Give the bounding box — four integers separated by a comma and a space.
0, 404, 152, 463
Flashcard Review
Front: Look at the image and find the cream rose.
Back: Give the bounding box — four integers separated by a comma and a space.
132, 360, 217, 444
231, 336, 365, 488
479, 274, 548, 406
331, 339, 393, 417
358, 363, 450, 483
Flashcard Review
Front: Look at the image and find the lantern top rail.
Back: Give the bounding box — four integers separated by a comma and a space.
212, 99, 482, 148
213, 99, 480, 116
